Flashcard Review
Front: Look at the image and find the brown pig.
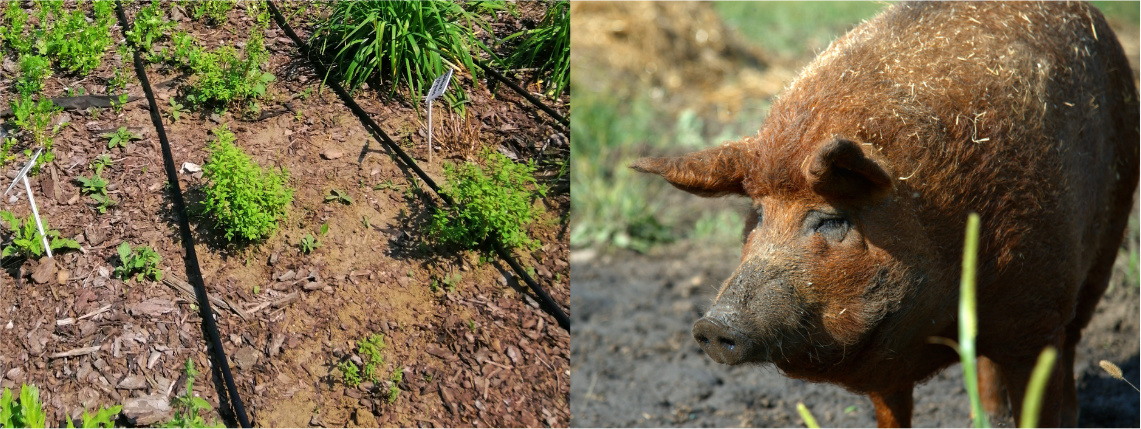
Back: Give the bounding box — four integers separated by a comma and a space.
632, 2, 1138, 427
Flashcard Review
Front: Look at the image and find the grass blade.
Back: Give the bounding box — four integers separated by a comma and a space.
1019, 346, 1058, 428
959, 212, 989, 428
796, 402, 821, 428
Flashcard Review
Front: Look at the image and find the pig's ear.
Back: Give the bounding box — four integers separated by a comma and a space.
805, 138, 892, 201
630, 143, 748, 197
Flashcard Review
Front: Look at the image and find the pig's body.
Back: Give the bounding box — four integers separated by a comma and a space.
633, 2, 1138, 427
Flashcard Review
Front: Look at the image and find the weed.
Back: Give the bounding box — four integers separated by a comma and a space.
169, 98, 185, 122
1, 2, 33, 55
373, 179, 398, 191
45, 6, 114, 75
428, 150, 545, 251
114, 242, 163, 282
338, 361, 362, 388
467, 319, 476, 332
299, 234, 319, 254
17, 55, 51, 96
0, 210, 80, 259
127, 1, 173, 56
183, 26, 274, 113
76, 173, 108, 195
325, 189, 353, 205
201, 125, 293, 242
8, 96, 62, 170
191, 0, 233, 25
500, 1, 569, 97
91, 154, 114, 175
309, 1, 492, 108
104, 127, 141, 149
161, 359, 221, 428
361, 215, 371, 229
0, 384, 45, 428
358, 333, 386, 383
66, 403, 121, 428
387, 367, 403, 403
89, 193, 117, 214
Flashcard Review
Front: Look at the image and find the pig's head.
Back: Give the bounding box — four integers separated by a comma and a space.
633, 135, 943, 381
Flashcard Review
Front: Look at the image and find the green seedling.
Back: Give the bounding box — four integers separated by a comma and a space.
0, 384, 46, 428
373, 179, 398, 191
91, 154, 113, 175
127, 0, 173, 55
114, 242, 163, 282
299, 234, 319, 254
202, 124, 293, 242
338, 361, 362, 388
89, 193, 117, 214
325, 189, 352, 205
387, 367, 403, 403
169, 98, 185, 122
76, 174, 108, 195
0, 211, 79, 259
191, 0, 234, 25
66, 402, 122, 428
16, 55, 51, 96
110, 93, 130, 114
161, 359, 221, 428
104, 127, 141, 149
362, 216, 371, 229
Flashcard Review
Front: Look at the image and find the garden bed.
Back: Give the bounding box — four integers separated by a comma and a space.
0, 1, 568, 427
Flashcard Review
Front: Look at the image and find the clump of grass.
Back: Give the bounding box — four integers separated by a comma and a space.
427, 150, 545, 252
500, 0, 568, 97
309, 1, 491, 108
201, 124, 292, 242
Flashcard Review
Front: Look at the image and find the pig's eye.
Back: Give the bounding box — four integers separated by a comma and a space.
814, 216, 850, 241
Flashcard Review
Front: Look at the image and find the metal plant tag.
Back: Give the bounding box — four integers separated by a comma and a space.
426, 68, 454, 103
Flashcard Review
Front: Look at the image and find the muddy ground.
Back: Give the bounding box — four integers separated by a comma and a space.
570, 242, 1140, 428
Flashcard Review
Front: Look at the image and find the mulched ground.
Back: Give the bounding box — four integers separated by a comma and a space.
0, 1, 568, 427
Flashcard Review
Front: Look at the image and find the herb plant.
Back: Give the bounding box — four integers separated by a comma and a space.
127, 0, 173, 56
0, 384, 45, 428
114, 242, 162, 282
65, 403, 121, 428
0, 210, 80, 259
299, 234, 319, 254
17, 55, 51, 96
191, 0, 233, 25
104, 127, 141, 149
161, 359, 220, 428
201, 125, 293, 242
428, 150, 545, 251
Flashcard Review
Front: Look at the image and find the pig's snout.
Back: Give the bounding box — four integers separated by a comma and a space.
693, 307, 757, 365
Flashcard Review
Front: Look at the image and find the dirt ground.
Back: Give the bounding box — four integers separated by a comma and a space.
0, 1, 568, 427
570, 2, 1140, 428
570, 243, 1140, 428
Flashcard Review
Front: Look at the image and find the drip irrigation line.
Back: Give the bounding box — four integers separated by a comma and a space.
266, 1, 569, 331
113, 3, 251, 427
470, 57, 569, 130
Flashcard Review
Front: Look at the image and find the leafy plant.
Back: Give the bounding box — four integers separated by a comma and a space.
338, 333, 387, 388
127, 0, 173, 55
1, 1, 33, 55
17, 54, 51, 96
44, 5, 114, 75
500, 1, 569, 97
169, 98, 185, 122
325, 189, 352, 205
387, 367, 403, 403
201, 124, 293, 242
299, 234, 319, 254
0, 384, 45, 428
0, 211, 80, 259
161, 359, 220, 428
76, 173, 108, 195
65, 404, 122, 428
191, 0, 233, 25
89, 193, 117, 214
432, 272, 461, 293
114, 242, 163, 282
337, 361, 362, 388
183, 26, 274, 113
427, 150, 545, 251
104, 127, 142, 149
91, 154, 113, 175
309, 1, 492, 107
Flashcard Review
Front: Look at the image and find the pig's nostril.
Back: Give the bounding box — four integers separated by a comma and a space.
696, 334, 711, 347
719, 338, 736, 350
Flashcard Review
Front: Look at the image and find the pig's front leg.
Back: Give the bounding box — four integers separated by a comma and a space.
868, 386, 913, 428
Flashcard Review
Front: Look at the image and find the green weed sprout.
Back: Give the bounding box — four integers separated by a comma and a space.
0, 210, 80, 259
0, 384, 46, 428
162, 359, 221, 428
65, 404, 122, 428
104, 127, 142, 149
114, 242, 163, 282
201, 125, 293, 242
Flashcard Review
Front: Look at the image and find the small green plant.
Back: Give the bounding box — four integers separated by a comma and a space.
162, 359, 220, 428
387, 367, 403, 403
325, 189, 352, 205
191, 0, 233, 25
65, 403, 122, 428
201, 124, 293, 242
89, 193, 117, 214
44, 5, 114, 75
299, 234, 319, 254
113, 242, 163, 282
91, 154, 113, 175
182, 26, 274, 113
16, 54, 50, 96
337, 361, 362, 388
127, 0, 173, 55
104, 127, 141, 149
0, 384, 46, 428
169, 98, 185, 122
427, 150, 545, 251
0, 211, 80, 259
1, 1, 33, 55
76, 173, 108, 195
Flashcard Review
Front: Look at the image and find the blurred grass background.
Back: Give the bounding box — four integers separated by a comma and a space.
571, 1, 1140, 286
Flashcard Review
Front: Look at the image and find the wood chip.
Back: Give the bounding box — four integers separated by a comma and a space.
49, 345, 101, 359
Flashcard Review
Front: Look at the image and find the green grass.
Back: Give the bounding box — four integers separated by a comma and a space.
712, 2, 886, 61
500, 1, 568, 97
309, 0, 491, 108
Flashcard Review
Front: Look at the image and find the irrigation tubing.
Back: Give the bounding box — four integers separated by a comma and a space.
266, 1, 570, 331
113, 3, 251, 427
470, 57, 569, 130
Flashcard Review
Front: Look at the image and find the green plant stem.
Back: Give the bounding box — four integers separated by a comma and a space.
959, 212, 988, 428
1020, 346, 1058, 429
796, 402, 820, 428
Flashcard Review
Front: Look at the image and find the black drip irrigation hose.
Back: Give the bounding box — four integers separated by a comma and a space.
113, 3, 251, 427
472, 58, 568, 130
266, 1, 570, 331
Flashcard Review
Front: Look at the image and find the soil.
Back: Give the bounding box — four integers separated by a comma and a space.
570, 243, 1140, 428
0, 1, 568, 427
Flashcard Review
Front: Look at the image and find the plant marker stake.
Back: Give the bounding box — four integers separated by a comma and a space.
4, 148, 51, 259
426, 68, 453, 165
